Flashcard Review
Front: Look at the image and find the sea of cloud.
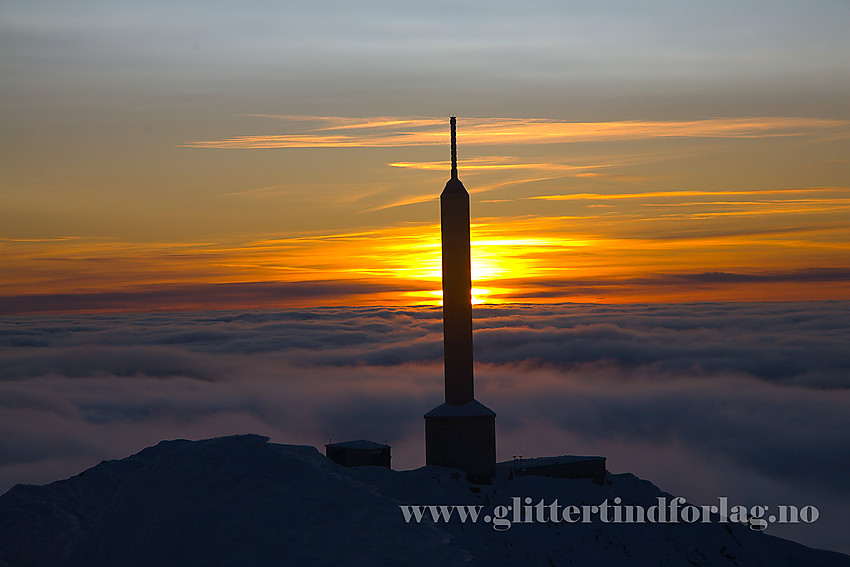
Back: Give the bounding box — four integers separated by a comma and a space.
1, 301, 848, 553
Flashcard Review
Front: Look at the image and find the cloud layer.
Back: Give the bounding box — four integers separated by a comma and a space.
1, 301, 849, 552
181, 116, 850, 149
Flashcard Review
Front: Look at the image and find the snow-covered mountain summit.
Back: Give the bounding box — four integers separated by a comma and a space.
1, 435, 847, 567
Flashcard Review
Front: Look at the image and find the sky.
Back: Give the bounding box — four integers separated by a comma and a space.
2, 0, 849, 312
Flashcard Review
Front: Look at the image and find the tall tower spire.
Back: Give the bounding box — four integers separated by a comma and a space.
424, 117, 496, 482
440, 117, 473, 404
450, 116, 458, 180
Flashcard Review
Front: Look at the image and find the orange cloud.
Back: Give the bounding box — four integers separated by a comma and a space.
388, 156, 612, 173
180, 116, 850, 149
531, 187, 847, 201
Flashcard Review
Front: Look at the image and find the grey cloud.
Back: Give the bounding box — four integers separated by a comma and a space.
0, 280, 422, 316
4, 302, 849, 386
1, 301, 849, 553
478, 365, 850, 493
0, 345, 230, 382
660, 268, 850, 284
499, 268, 850, 299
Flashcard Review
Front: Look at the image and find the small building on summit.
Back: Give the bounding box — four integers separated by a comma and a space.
508, 455, 607, 485
325, 440, 391, 468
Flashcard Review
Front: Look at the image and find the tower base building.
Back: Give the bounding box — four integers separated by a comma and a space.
425, 400, 495, 481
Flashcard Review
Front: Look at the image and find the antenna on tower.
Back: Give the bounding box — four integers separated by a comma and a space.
450, 116, 458, 180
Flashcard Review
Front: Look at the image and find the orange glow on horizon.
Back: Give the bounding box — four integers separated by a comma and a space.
4, 204, 849, 315
5, 107, 845, 315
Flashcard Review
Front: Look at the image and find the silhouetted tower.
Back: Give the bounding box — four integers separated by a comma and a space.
424, 117, 496, 481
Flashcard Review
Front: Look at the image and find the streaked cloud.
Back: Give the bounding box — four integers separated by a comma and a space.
180, 116, 850, 149
0, 280, 422, 315
388, 156, 612, 174
530, 187, 848, 201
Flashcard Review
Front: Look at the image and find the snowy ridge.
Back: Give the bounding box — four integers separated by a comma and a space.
1, 435, 848, 567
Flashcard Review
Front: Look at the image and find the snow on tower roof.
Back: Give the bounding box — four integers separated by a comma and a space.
424, 399, 496, 418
